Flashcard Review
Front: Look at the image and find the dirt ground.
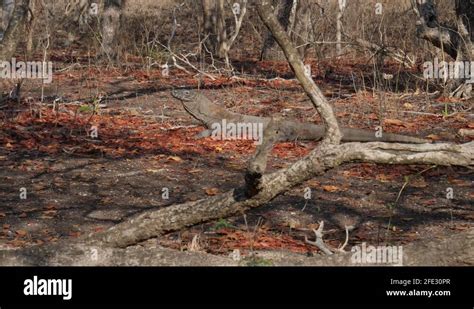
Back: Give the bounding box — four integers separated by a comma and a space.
0, 57, 473, 265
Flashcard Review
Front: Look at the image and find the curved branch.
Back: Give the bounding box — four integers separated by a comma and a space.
93, 141, 473, 248
256, 0, 342, 145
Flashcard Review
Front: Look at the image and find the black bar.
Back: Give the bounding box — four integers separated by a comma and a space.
0, 267, 471, 307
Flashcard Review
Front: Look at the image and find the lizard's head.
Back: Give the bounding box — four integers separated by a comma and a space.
171, 89, 196, 101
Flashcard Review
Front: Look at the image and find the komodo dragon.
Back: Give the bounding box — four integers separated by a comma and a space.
171, 89, 429, 144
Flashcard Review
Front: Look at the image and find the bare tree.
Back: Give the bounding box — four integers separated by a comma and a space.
414, 0, 474, 98
0, 0, 15, 39
0, 0, 30, 60
260, 0, 294, 61
63, 0, 98, 35
336, 0, 346, 56
290, 0, 315, 59
202, 0, 217, 52
260, 0, 316, 61
200, 0, 247, 67
100, 0, 125, 61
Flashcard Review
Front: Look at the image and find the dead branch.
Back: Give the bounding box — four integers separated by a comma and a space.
305, 221, 334, 255
256, 0, 342, 145
92, 141, 473, 248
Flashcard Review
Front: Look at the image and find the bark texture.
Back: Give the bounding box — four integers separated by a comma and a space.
100, 0, 124, 60
260, 0, 295, 61
93, 141, 472, 248
414, 0, 474, 98
0, 0, 30, 60
200, 0, 247, 66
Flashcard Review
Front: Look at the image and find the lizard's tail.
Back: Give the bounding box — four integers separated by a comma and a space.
341, 128, 430, 144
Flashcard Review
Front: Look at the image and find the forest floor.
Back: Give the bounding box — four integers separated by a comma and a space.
0, 54, 472, 265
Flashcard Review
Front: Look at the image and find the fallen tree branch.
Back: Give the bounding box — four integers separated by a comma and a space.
91, 141, 473, 248
305, 221, 334, 255
1, 139, 470, 262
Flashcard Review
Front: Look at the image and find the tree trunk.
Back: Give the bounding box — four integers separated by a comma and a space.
414, 0, 474, 98
100, 0, 125, 61
201, 0, 217, 53
25, 0, 34, 53
449, 0, 474, 98
336, 0, 346, 56
0, 0, 15, 39
200, 0, 247, 67
290, 0, 313, 59
260, 0, 294, 61
215, 0, 227, 59
0, 0, 29, 60
86, 139, 471, 248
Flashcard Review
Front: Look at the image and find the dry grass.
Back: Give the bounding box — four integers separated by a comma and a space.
124, 0, 175, 13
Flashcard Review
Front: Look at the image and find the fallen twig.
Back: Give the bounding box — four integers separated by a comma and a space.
305, 221, 333, 255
